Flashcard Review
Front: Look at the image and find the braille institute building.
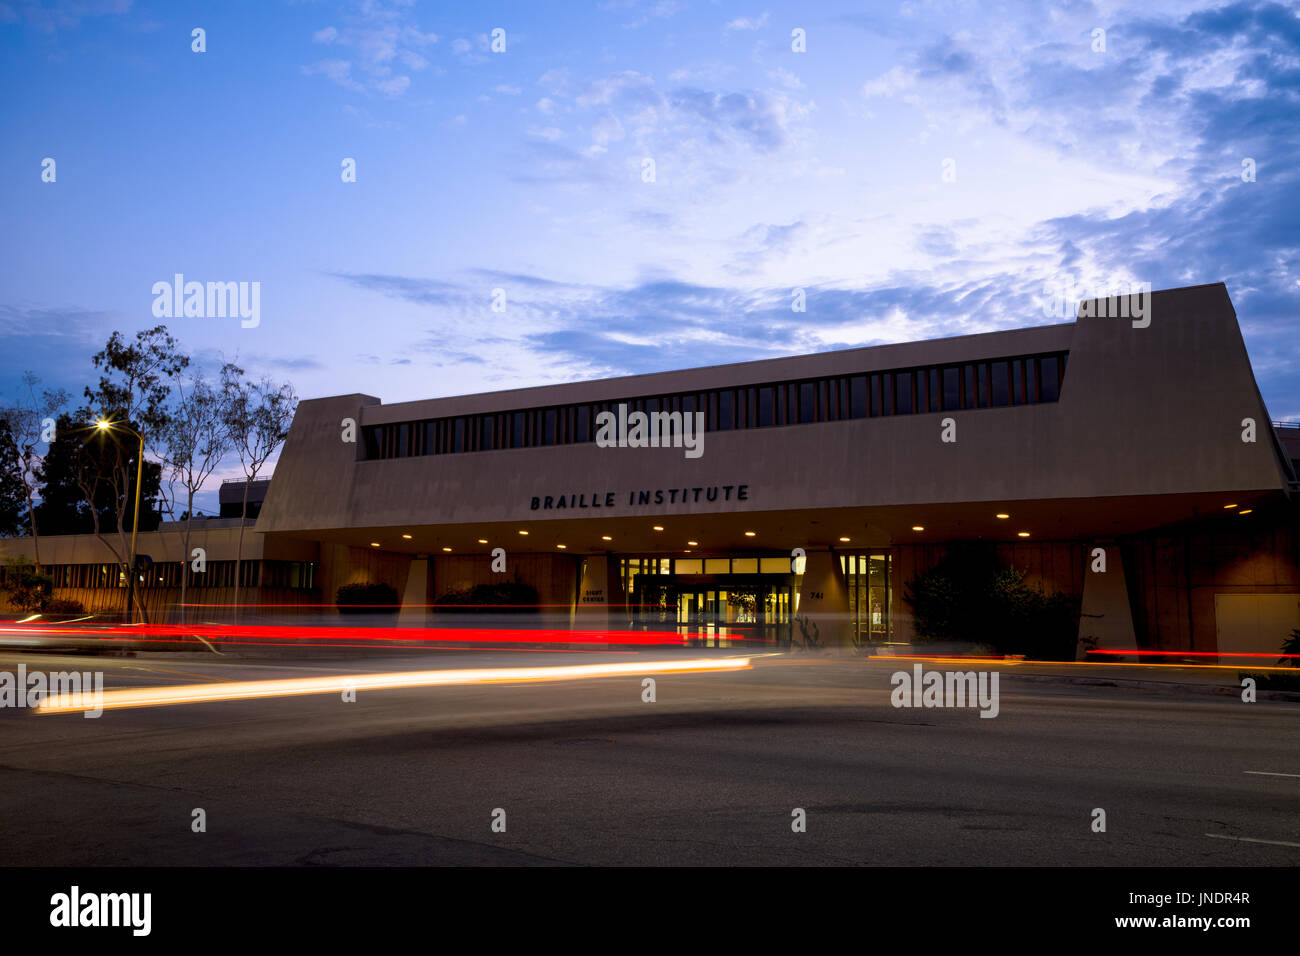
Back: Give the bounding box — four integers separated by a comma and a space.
3, 283, 1297, 659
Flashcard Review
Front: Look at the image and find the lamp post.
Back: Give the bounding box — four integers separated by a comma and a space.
95, 419, 145, 624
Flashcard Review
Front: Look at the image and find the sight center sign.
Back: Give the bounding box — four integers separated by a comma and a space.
530, 484, 750, 511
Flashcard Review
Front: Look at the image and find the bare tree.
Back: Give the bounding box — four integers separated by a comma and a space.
84, 327, 189, 622
161, 367, 234, 626
0, 373, 68, 571
223, 369, 297, 620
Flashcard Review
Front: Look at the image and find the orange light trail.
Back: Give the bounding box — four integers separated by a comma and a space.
34, 656, 753, 715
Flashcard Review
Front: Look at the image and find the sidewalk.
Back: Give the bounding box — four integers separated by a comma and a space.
860, 654, 1300, 702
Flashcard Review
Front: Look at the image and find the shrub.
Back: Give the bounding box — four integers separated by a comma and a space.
1279, 627, 1300, 667
434, 578, 540, 613
2, 558, 52, 613
904, 544, 1080, 659
336, 582, 401, 614
43, 598, 87, 615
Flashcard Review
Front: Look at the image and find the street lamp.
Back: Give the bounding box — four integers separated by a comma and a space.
95, 418, 145, 623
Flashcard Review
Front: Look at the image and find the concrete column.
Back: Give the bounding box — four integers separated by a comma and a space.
398, 556, 429, 628
1077, 543, 1136, 660
573, 556, 612, 631
794, 549, 853, 653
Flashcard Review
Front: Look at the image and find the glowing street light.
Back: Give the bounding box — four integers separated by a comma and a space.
93, 419, 145, 623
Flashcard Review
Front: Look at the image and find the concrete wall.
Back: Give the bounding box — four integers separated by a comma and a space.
256, 285, 1288, 539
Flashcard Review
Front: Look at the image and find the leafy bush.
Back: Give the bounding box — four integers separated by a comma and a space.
336, 582, 401, 614
2, 558, 53, 613
1280, 627, 1300, 667
434, 578, 540, 613
904, 544, 1080, 659
43, 598, 87, 615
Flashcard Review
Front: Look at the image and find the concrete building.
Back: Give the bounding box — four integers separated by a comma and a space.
2, 283, 1297, 658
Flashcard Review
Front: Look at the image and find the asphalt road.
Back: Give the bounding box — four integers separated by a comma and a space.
0, 650, 1296, 866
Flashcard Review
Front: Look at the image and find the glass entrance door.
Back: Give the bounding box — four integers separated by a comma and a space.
634, 578, 793, 647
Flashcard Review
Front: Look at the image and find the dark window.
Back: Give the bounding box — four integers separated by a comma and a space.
645, 397, 660, 416
1012, 361, 1025, 404
717, 390, 734, 430
991, 361, 1009, 407
850, 376, 867, 418
576, 406, 590, 442
799, 382, 815, 423
942, 367, 959, 410
363, 426, 381, 459
895, 371, 913, 414
869, 374, 882, 417
964, 365, 976, 409
453, 418, 464, 453
396, 423, 408, 457
480, 416, 495, 450
543, 409, 556, 445
757, 387, 774, 427
1040, 356, 1060, 402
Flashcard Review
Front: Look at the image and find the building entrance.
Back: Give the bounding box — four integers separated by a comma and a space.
631, 576, 794, 647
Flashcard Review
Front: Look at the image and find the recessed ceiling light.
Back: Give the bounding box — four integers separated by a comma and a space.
1239, 509, 1253, 515
601, 535, 612, 541
402, 533, 413, 540
839, 536, 851, 542
744, 531, 756, 537
996, 513, 1010, 519
1017, 531, 1030, 537
687, 540, 698, 546
557, 544, 567, 549
442, 546, 452, 552
477, 538, 488, 544
911, 526, 924, 532
1224, 503, 1238, 509
652, 526, 664, 531
370, 542, 380, 548
518, 530, 529, 535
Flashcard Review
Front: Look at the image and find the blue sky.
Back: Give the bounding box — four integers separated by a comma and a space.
2, 0, 1298, 505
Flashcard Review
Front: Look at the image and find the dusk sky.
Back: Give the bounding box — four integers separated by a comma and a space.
2, 0, 1297, 506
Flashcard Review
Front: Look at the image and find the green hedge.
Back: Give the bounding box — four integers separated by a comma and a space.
434, 579, 540, 614
903, 544, 1079, 660
336, 582, 401, 614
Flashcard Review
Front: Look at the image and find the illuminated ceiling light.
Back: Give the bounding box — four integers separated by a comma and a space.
370, 542, 380, 548
518, 530, 529, 535
911, 526, 924, 532
1239, 509, 1253, 515
996, 513, 1010, 520
839, 536, 851, 542
601, 535, 612, 541
477, 538, 488, 544
442, 547, 452, 552
1017, 531, 1031, 538
557, 544, 567, 549
744, 531, 756, 537
401, 533, 413, 540
687, 540, 699, 546
1224, 503, 1238, 509
652, 526, 664, 532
